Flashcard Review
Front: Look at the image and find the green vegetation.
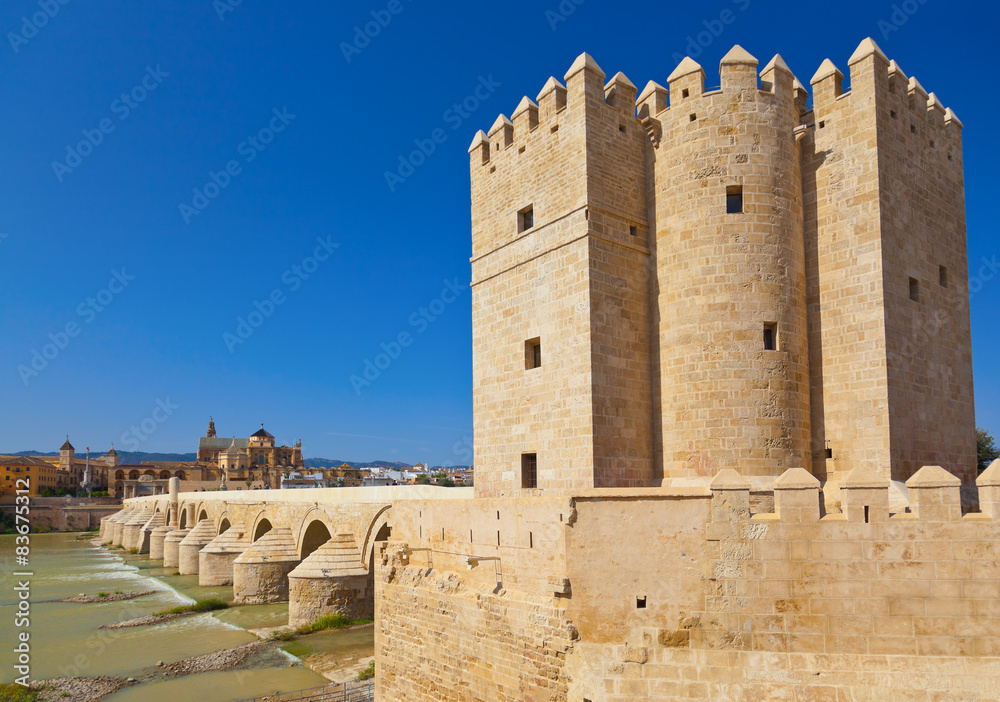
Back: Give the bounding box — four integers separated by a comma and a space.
155, 597, 230, 616
271, 613, 374, 641
356, 660, 375, 681
97, 592, 108, 598
415, 474, 431, 485
0, 683, 39, 701
113, 589, 122, 595
979, 427, 999, 474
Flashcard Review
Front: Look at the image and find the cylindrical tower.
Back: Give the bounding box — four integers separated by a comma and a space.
653, 46, 810, 479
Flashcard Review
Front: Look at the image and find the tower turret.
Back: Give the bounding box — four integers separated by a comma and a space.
207, 417, 216, 438
653, 45, 811, 480
469, 52, 655, 497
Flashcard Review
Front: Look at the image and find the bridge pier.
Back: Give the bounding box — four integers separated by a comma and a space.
149, 523, 174, 560
199, 523, 250, 586
233, 526, 300, 604
121, 506, 152, 551
162, 528, 191, 568
136, 510, 166, 554
288, 533, 372, 627
111, 507, 137, 546
179, 520, 218, 575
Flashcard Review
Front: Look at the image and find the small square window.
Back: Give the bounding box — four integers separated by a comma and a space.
890, 110, 897, 119
525, 338, 541, 370
763, 323, 777, 351
909, 277, 919, 302
619, 123, 626, 133
939, 266, 948, 288
726, 186, 743, 214
819, 120, 826, 129
518, 206, 534, 233
689, 113, 697, 122
681, 88, 689, 98
629, 225, 637, 237
521, 453, 537, 489
636, 596, 647, 609
911, 124, 916, 134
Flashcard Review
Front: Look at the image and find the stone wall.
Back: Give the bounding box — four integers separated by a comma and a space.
2, 502, 120, 531
375, 466, 1000, 700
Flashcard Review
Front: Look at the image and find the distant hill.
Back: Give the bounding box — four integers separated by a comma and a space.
7, 450, 469, 472
9, 450, 197, 464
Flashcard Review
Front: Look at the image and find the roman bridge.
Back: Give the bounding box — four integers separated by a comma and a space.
99, 479, 472, 625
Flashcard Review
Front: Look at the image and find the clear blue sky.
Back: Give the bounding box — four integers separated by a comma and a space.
1, 0, 997, 465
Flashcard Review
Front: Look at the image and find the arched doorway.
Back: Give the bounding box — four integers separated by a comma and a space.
115, 470, 124, 480
159, 470, 170, 479
299, 520, 332, 560
129, 470, 139, 480
176, 470, 186, 481
253, 518, 272, 542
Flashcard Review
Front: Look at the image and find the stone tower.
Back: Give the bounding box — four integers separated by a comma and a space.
468, 39, 975, 496
59, 436, 75, 472
207, 417, 216, 438
469, 54, 656, 497
653, 47, 810, 480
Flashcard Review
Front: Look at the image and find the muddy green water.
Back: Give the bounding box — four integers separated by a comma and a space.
0, 533, 372, 701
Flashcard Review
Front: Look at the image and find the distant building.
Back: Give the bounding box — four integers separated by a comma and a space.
0, 455, 59, 499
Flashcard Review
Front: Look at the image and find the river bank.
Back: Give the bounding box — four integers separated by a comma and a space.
0, 533, 373, 702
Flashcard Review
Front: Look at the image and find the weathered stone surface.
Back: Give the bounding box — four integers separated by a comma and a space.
178, 520, 218, 576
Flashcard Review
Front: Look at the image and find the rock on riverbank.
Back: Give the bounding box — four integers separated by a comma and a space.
32, 676, 134, 702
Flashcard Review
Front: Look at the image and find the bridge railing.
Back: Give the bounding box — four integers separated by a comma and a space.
236, 679, 373, 702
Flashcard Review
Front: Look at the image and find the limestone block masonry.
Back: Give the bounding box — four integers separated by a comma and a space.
162, 528, 190, 569
288, 533, 371, 627
469, 40, 974, 496
178, 519, 218, 575
198, 522, 250, 586
233, 526, 301, 604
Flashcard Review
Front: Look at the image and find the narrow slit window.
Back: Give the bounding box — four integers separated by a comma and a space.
518, 206, 534, 233
763, 323, 777, 351
864, 506, 870, 524
726, 186, 743, 214
525, 338, 541, 370
909, 277, 919, 302
521, 453, 537, 489
939, 266, 948, 288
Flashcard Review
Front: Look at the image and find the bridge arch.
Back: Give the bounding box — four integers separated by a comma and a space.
361, 506, 393, 568
218, 513, 231, 534
251, 511, 273, 542
178, 507, 188, 529
296, 508, 335, 560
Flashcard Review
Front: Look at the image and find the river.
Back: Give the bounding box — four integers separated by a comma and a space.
0, 533, 374, 702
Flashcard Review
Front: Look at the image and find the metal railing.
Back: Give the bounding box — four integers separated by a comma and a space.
237, 679, 374, 702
